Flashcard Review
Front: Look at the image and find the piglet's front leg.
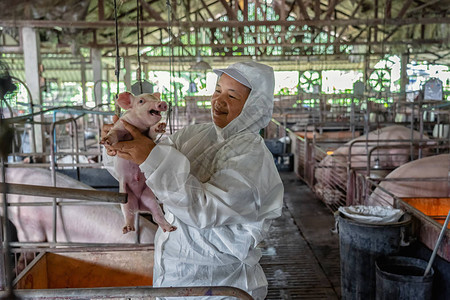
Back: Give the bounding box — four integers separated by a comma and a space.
148, 122, 166, 140
101, 124, 132, 146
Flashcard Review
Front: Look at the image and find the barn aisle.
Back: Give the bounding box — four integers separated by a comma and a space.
261, 172, 341, 299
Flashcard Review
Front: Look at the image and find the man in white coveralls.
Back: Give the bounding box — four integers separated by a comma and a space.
103, 61, 284, 299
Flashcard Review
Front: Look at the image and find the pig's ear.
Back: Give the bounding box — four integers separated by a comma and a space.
153, 92, 161, 99
117, 92, 133, 110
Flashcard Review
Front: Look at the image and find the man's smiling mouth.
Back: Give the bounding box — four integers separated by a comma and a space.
214, 108, 227, 115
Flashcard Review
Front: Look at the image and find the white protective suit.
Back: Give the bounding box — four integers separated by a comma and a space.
105, 61, 284, 299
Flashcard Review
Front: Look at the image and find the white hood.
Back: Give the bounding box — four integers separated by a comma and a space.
213, 61, 275, 140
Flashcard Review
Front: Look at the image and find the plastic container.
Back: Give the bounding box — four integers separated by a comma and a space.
375, 256, 434, 300
338, 210, 411, 300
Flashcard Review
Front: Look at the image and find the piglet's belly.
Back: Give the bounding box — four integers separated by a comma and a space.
115, 157, 146, 187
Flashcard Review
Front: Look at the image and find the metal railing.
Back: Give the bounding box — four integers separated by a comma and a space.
6, 286, 253, 299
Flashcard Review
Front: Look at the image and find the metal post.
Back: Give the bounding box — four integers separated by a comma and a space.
410, 102, 415, 160
22, 27, 44, 153
0, 123, 13, 296
350, 97, 355, 139
0, 185, 127, 203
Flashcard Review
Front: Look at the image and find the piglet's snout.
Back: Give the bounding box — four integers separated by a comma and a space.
157, 101, 168, 111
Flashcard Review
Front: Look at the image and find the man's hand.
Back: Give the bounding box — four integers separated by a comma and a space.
101, 115, 119, 156
110, 120, 156, 165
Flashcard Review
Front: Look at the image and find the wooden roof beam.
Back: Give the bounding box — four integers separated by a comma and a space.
140, 0, 164, 21
243, 0, 249, 21
98, 0, 104, 20
336, 0, 362, 39
325, 0, 340, 20
313, 0, 321, 20
385, 0, 392, 19
218, 0, 237, 20
196, 1, 230, 46
1, 18, 448, 29
81, 38, 445, 49
382, 0, 438, 43
295, 0, 311, 20
200, 0, 215, 20
397, 0, 414, 19
406, 0, 441, 17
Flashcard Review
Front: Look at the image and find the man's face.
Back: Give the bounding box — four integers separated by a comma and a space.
211, 74, 251, 128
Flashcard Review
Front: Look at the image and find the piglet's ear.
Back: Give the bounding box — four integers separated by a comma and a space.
153, 92, 161, 99
117, 92, 133, 109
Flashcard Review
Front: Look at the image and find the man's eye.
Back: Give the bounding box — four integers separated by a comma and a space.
229, 95, 236, 99
215, 90, 221, 93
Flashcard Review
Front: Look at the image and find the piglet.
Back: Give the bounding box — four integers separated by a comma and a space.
101, 91, 176, 234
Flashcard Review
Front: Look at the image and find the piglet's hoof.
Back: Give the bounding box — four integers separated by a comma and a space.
122, 225, 135, 234
101, 134, 119, 146
154, 122, 167, 133
162, 225, 177, 233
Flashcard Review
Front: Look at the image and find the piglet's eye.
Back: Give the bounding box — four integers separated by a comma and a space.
139, 99, 144, 103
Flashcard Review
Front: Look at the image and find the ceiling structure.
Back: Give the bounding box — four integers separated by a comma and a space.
0, 0, 449, 82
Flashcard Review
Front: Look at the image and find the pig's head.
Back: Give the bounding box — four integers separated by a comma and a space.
117, 92, 167, 128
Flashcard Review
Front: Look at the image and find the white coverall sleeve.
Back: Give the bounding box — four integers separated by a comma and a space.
139, 137, 283, 229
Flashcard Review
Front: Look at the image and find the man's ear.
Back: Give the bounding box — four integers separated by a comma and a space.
153, 92, 161, 99
117, 92, 133, 109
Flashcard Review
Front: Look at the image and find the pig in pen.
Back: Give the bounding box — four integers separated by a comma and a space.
366, 153, 450, 207
313, 125, 431, 210
0, 167, 157, 279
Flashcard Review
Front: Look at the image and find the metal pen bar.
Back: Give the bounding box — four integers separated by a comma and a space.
8, 286, 253, 300
7, 151, 102, 157
0, 183, 127, 203
3, 106, 116, 124
5, 162, 105, 168
9, 245, 154, 253
5, 201, 119, 207
0, 163, 13, 297
8, 242, 149, 248
372, 177, 448, 182
424, 209, 450, 277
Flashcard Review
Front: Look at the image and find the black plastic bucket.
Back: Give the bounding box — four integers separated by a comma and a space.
338, 213, 411, 300
375, 256, 434, 300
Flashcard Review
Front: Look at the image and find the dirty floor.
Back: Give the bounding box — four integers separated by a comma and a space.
261, 172, 341, 299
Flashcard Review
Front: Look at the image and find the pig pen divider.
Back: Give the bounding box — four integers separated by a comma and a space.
360, 177, 450, 262
5, 246, 254, 299
346, 139, 444, 205
0, 182, 153, 279
0, 183, 127, 204
5, 286, 254, 299
357, 174, 449, 207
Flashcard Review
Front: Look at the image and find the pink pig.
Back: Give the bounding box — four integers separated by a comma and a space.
101, 91, 176, 234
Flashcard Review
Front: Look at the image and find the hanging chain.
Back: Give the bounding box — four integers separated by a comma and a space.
155, 0, 174, 142
136, 0, 143, 94
166, 0, 174, 135
114, 0, 121, 118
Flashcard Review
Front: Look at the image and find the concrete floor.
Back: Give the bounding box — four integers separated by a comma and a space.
261, 171, 341, 299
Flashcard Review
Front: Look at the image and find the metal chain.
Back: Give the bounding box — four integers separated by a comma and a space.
136, 0, 143, 94
155, 1, 174, 143
166, 0, 174, 135
113, 0, 121, 118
